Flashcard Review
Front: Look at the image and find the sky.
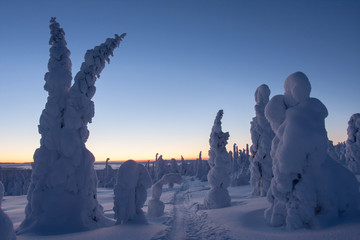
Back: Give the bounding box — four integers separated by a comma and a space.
0, 0, 359, 163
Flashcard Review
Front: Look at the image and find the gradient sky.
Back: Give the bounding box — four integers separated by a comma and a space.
0, 0, 359, 163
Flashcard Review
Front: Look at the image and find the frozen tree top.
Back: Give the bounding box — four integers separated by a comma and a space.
255, 84, 271, 105
49, 17, 67, 46
284, 71, 311, 107
212, 109, 224, 134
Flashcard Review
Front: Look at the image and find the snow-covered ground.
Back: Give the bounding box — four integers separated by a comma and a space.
3, 176, 360, 240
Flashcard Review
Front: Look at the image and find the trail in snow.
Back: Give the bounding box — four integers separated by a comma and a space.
151, 178, 233, 240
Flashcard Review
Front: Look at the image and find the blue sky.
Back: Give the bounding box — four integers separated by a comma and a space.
0, 0, 359, 162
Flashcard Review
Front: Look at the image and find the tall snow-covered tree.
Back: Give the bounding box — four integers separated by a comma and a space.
264, 72, 359, 229
204, 110, 231, 209
113, 160, 152, 224
18, 18, 126, 234
249, 84, 274, 196
345, 113, 360, 173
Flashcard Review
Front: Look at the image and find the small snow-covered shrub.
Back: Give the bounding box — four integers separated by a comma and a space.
113, 160, 152, 224
147, 173, 182, 217
264, 72, 360, 230
204, 110, 232, 209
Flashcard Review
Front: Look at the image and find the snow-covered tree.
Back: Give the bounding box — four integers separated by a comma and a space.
180, 155, 187, 175
334, 142, 347, 165
204, 110, 231, 209
346, 113, 360, 173
0, 181, 16, 240
264, 72, 360, 229
170, 158, 179, 173
17, 18, 126, 234
154, 155, 166, 181
147, 173, 182, 217
249, 84, 274, 196
0, 181, 3, 202
113, 160, 152, 224
230, 144, 251, 186
327, 140, 338, 161
195, 151, 209, 181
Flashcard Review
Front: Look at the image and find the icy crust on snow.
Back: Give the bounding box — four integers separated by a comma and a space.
346, 113, 360, 173
264, 72, 360, 229
148, 173, 182, 217
113, 160, 152, 224
204, 110, 232, 209
0, 181, 16, 240
250, 84, 274, 196
17, 18, 125, 235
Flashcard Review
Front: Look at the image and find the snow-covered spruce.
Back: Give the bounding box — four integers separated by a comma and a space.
17, 18, 125, 234
346, 113, 360, 173
264, 72, 360, 229
249, 84, 274, 196
195, 151, 209, 181
204, 110, 232, 209
0, 181, 16, 240
170, 158, 179, 174
154, 155, 166, 181
230, 144, 251, 186
147, 173, 182, 217
334, 142, 347, 166
113, 160, 152, 224
180, 155, 187, 175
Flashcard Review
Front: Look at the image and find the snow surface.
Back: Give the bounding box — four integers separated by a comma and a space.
3, 176, 360, 240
